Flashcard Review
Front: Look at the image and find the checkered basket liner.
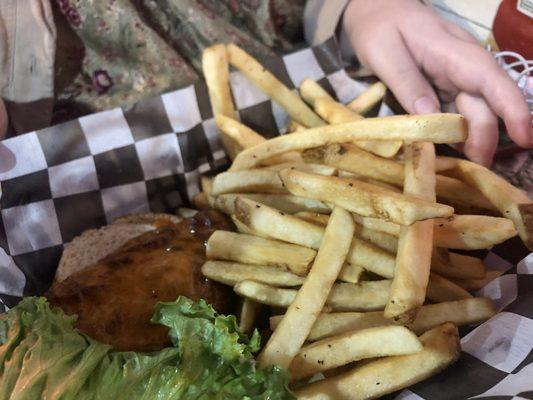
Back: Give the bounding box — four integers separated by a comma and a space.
0, 38, 531, 399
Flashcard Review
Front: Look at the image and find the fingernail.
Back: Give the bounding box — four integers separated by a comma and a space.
413, 96, 439, 114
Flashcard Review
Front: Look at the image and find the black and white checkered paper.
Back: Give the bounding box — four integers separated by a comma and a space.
0, 39, 531, 399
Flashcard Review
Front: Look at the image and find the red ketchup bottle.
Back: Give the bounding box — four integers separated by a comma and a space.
493, 0, 533, 60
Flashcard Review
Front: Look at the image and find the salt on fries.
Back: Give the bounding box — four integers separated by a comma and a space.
196, 43, 529, 399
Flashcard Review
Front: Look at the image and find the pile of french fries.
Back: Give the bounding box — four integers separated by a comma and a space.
196, 43, 533, 399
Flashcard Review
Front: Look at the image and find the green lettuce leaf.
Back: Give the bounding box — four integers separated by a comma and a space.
0, 297, 294, 400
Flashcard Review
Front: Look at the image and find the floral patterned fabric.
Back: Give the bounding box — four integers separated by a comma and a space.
54, 0, 305, 118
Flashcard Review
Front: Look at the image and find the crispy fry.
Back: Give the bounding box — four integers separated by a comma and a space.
202, 260, 305, 287
314, 98, 402, 158
235, 280, 391, 312
215, 193, 330, 215
206, 230, 316, 275
288, 119, 307, 132
347, 81, 387, 114
290, 326, 422, 381
202, 45, 239, 158
230, 113, 467, 170
338, 263, 365, 283
212, 169, 286, 195
279, 169, 453, 225
299, 78, 334, 107
215, 114, 265, 149
385, 142, 436, 323
258, 207, 354, 369
192, 191, 210, 209
427, 272, 473, 302
226, 44, 324, 127
271, 297, 495, 340
440, 157, 533, 250
431, 248, 486, 280
451, 270, 504, 291
351, 214, 401, 236
433, 215, 517, 249
238, 298, 260, 333
296, 323, 460, 400
304, 143, 495, 212
234, 197, 324, 248
264, 162, 336, 176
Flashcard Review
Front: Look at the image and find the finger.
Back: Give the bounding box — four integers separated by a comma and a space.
445, 42, 532, 148
455, 92, 499, 166
441, 21, 478, 44
352, 29, 440, 114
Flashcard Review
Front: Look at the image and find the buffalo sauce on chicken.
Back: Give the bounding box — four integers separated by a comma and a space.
47, 210, 236, 352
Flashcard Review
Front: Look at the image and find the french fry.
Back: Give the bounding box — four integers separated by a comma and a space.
288, 119, 307, 132
206, 231, 316, 275
294, 211, 329, 226
290, 326, 422, 380
192, 191, 210, 209
230, 113, 467, 170
451, 270, 503, 291
314, 97, 402, 158
440, 157, 533, 250
202, 45, 240, 158
239, 298, 260, 333
234, 197, 324, 248
264, 162, 336, 176
212, 169, 286, 195
433, 215, 517, 249
295, 323, 460, 400
299, 78, 334, 107
202, 260, 305, 287
271, 297, 495, 340
304, 143, 496, 212
230, 214, 263, 236
431, 248, 486, 280
427, 273, 473, 302
347, 81, 387, 114
338, 263, 365, 283
214, 193, 330, 215
226, 44, 324, 128
327, 280, 391, 312
351, 214, 401, 236
215, 114, 265, 149
258, 207, 354, 369
385, 141, 436, 323
235, 280, 391, 312
279, 169, 453, 225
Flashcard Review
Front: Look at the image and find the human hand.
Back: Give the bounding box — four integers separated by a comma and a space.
342, 0, 532, 166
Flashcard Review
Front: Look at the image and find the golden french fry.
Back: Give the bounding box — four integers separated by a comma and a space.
202, 260, 305, 287
290, 325, 422, 381
338, 263, 364, 283
235, 280, 391, 312
304, 143, 496, 212
314, 98, 402, 158
427, 272, 473, 302
202, 45, 240, 158
226, 44, 324, 128
351, 214, 401, 236
215, 114, 265, 150
433, 215, 517, 249
271, 297, 495, 340
299, 78, 334, 107
279, 169, 453, 225
258, 207, 354, 369
288, 119, 307, 132
296, 323, 460, 400
440, 157, 533, 250
264, 162, 336, 176
212, 169, 286, 195
347, 81, 387, 114
431, 248, 486, 280
238, 298, 260, 333
230, 113, 467, 170
206, 230, 316, 275
451, 270, 504, 291
192, 191, 210, 209
215, 193, 330, 215
234, 197, 324, 248
385, 142, 436, 323
294, 211, 329, 226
